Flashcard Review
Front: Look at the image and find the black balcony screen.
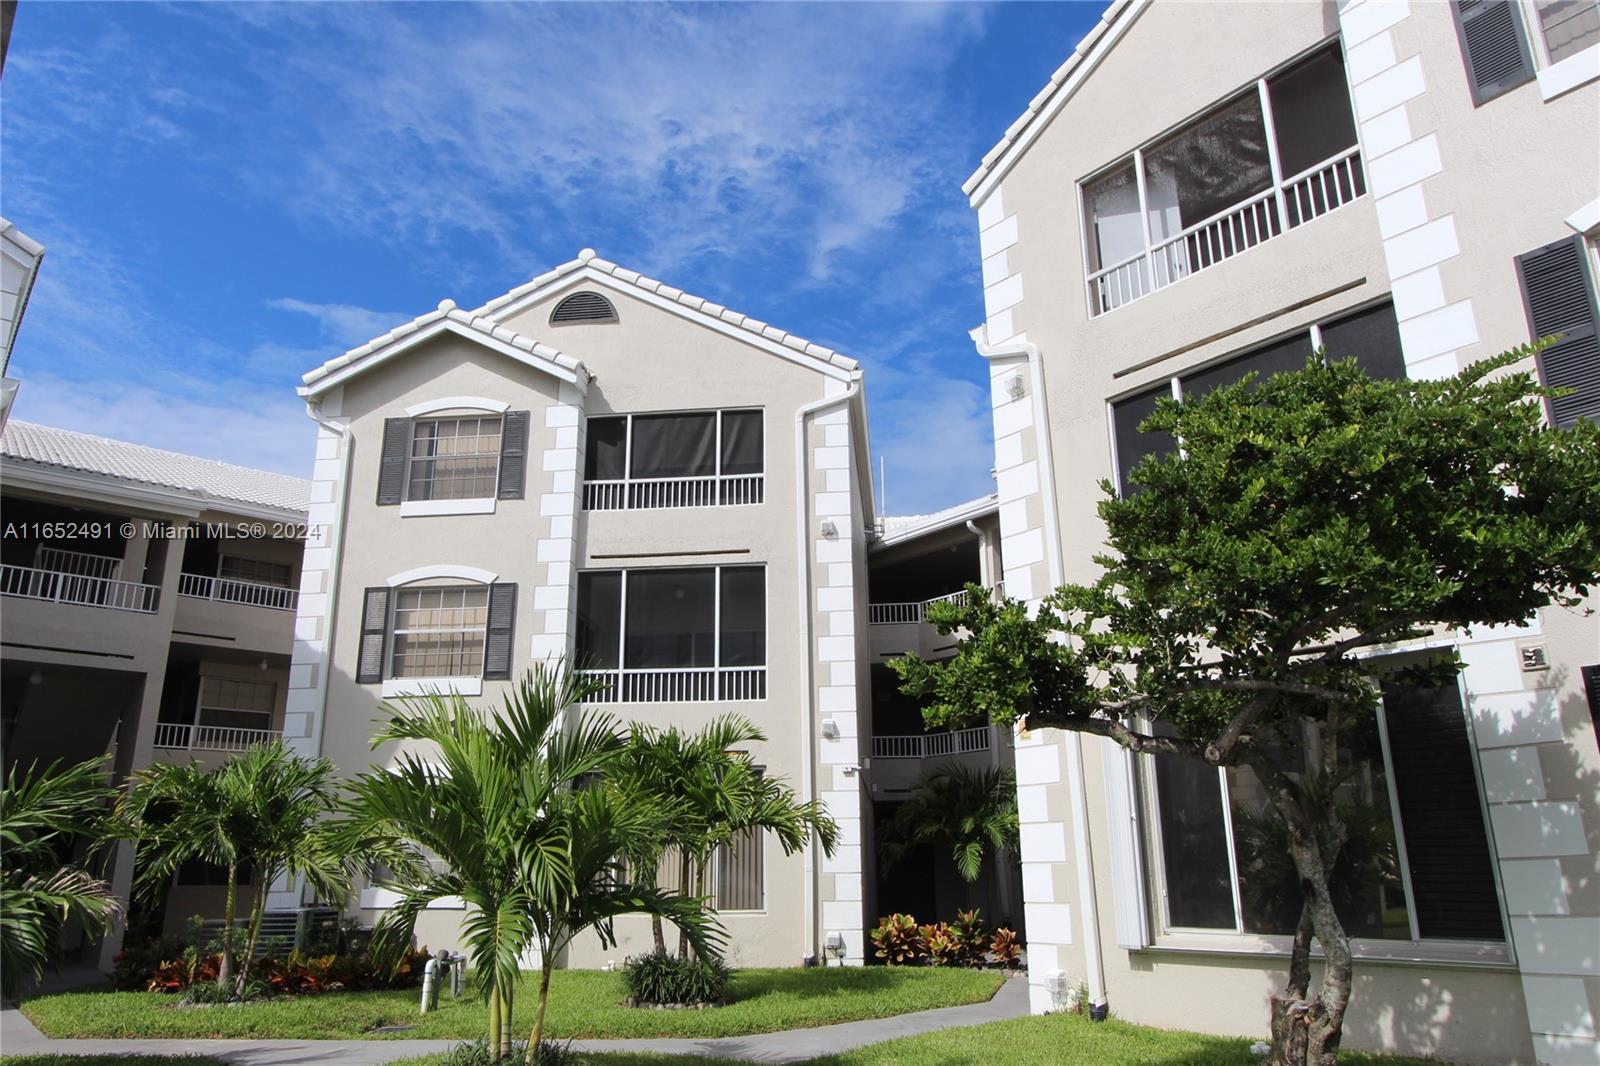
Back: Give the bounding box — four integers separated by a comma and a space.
630, 414, 717, 479
625, 568, 715, 668
719, 566, 766, 667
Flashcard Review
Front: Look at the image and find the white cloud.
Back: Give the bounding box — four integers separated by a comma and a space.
11, 373, 316, 480
267, 298, 412, 348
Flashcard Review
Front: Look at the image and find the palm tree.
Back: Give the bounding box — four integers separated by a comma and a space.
0, 757, 122, 996
221, 742, 350, 994
621, 714, 839, 959
120, 759, 251, 988
878, 765, 1018, 883
334, 664, 719, 1064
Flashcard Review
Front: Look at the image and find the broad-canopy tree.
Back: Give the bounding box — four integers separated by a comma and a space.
892, 349, 1600, 1066
0, 757, 122, 996
877, 765, 1018, 885
333, 665, 721, 1064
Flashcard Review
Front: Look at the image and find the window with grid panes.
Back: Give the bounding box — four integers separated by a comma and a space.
219, 555, 293, 587
197, 677, 276, 731
407, 415, 503, 501
390, 585, 490, 678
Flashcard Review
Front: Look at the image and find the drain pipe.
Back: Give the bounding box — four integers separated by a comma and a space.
794, 379, 860, 964
972, 330, 1108, 1019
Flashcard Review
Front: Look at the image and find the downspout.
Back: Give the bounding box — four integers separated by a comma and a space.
793, 379, 860, 963
305, 398, 353, 760
973, 330, 1108, 1018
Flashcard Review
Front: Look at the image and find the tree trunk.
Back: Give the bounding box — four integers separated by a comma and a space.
651, 914, 666, 955
488, 983, 502, 1062
1261, 774, 1353, 1066
501, 983, 514, 1060
524, 963, 554, 1064
216, 862, 238, 989
676, 852, 693, 959
234, 889, 268, 996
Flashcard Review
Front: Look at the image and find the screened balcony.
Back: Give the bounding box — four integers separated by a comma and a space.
576, 565, 767, 702
1084, 44, 1366, 316
584, 409, 763, 510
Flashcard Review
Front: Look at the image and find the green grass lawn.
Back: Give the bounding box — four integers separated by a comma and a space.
390, 1010, 1451, 1066
19, 967, 1003, 1041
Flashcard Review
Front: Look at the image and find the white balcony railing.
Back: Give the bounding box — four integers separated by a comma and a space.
868, 585, 1002, 626
578, 666, 767, 703
872, 726, 993, 760
1088, 146, 1365, 316
0, 562, 159, 613
178, 572, 299, 612
583, 473, 764, 511
153, 722, 283, 753
35, 546, 123, 580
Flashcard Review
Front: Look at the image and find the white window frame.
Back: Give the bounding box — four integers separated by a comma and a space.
1520, 0, 1600, 99
582, 407, 766, 511
381, 577, 492, 698
1135, 660, 1514, 966
398, 407, 505, 517
575, 564, 769, 702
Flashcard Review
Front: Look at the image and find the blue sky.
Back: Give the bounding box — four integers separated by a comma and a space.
2, 1, 1099, 515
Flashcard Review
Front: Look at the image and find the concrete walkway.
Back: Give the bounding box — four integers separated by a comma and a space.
0, 976, 1028, 1064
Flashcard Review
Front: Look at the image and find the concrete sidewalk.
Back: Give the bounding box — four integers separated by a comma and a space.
0, 975, 1028, 1064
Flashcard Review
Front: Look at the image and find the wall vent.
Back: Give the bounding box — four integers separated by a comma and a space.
550, 291, 618, 324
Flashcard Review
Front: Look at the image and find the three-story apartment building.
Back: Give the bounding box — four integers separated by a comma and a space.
0, 421, 309, 959
289, 250, 878, 966
963, 1, 1599, 1063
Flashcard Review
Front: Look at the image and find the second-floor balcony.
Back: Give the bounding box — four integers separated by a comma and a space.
178, 572, 299, 612
153, 722, 284, 753
0, 561, 160, 613
872, 725, 993, 760
1084, 42, 1365, 317
583, 473, 765, 511
868, 583, 1002, 626
577, 665, 767, 703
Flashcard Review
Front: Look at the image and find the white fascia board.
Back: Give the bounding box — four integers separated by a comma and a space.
0, 461, 306, 524
875, 497, 1001, 549
486, 267, 858, 383
964, 0, 1150, 207
299, 320, 582, 400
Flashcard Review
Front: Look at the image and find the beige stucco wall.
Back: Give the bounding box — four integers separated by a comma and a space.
967, 0, 1598, 1062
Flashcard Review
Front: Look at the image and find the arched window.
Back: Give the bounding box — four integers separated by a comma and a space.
550, 291, 618, 325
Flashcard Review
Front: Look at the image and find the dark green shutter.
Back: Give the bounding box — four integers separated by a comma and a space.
1516, 236, 1600, 427
497, 411, 530, 500
376, 418, 412, 505
483, 582, 517, 679
1451, 0, 1535, 104
356, 587, 390, 683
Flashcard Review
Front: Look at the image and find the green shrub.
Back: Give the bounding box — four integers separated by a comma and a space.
622, 951, 730, 1006
870, 914, 926, 965
949, 909, 989, 967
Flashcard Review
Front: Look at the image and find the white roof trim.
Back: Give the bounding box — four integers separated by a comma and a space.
387, 564, 498, 587
876, 494, 999, 549
404, 395, 511, 417
299, 303, 586, 398
963, 0, 1148, 205
1, 217, 46, 376
1565, 197, 1600, 238
475, 250, 862, 381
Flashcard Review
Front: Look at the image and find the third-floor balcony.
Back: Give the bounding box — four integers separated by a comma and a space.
1084, 42, 1366, 317
0, 547, 160, 613
177, 572, 299, 612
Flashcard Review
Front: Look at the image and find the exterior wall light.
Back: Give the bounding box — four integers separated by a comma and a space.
1006, 372, 1027, 400
821, 719, 840, 738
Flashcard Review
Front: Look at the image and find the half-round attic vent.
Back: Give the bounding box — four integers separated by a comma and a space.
550, 291, 618, 325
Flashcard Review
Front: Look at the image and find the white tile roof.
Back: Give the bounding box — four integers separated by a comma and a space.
0, 421, 310, 515
878, 493, 998, 546
962, 0, 1132, 197
474, 250, 862, 374
300, 300, 583, 389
